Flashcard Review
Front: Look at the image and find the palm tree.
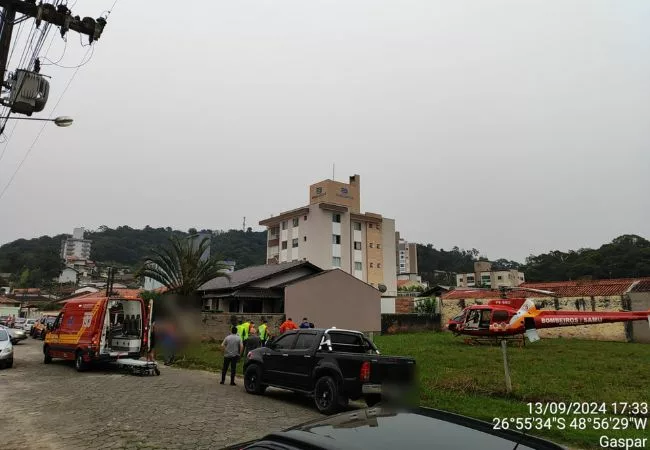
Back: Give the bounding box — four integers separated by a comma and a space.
137, 234, 230, 296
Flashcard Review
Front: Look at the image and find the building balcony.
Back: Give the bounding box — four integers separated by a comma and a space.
268, 238, 279, 247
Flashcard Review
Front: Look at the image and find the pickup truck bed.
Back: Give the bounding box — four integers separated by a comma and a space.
243, 328, 416, 415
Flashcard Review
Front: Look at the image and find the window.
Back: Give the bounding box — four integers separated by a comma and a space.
353, 222, 361, 231
295, 333, 318, 350
377, 244, 381, 249
400, 263, 405, 268
354, 241, 362, 250
281, 221, 287, 230
492, 310, 509, 322
497, 276, 502, 280
303, 236, 307, 241
369, 243, 373, 248
292, 218, 299, 227
370, 262, 374, 268
377, 263, 382, 268
304, 215, 308, 220
272, 334, 296, 350
376, 224, 381, 231
281, 241, 287, 250
332, 213, 341, 223
400, 254, 405, 259
332, 257, 341, 267
354, 262, 362, 271
332, 234, 341, 244
292, 238, 299, 248
369, 223, 373, 228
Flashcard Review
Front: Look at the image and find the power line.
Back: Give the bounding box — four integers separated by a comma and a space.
0, 46, 90, 202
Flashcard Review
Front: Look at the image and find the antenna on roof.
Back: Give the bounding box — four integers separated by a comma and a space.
332, 163, 335, 180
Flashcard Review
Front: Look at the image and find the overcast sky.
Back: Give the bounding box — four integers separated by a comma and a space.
0, 0, 648, 263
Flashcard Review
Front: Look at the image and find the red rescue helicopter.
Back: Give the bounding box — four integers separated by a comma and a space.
446, 286, 650, 344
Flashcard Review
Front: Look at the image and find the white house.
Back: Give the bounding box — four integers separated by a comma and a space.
58, 267, 79, 284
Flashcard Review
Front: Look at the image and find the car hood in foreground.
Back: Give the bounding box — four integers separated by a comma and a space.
267, 406, 565, 450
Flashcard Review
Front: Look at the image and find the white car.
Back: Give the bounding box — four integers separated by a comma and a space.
22, 318, 36, 332
0, 328, 13, 368
0, 325, 26, 344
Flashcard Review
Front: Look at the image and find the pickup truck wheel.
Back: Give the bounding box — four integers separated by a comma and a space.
244, 365, 266, 394
365, 394, 382, 407
314, 376, 343, 415
43, 346, 52, 364
75, 351, 88, 372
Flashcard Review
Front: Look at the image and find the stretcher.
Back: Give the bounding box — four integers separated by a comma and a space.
109, 358, 160, 376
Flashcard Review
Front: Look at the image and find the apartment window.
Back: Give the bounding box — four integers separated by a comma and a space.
332, 234, 341, 244
303, 236, 307, 241
354, 241, 362, 250
353, 222, 361, 231
400, 254, 405, 259
354, 262, 362, 271
369, 243, 373, 248
304, 215, 308, 220
332, 257, 341, 267
281, 221, 287, 230
370, 263, 374, 268
400, 263, 405, 268
377, 263, 382, 268
369, 223, 373, 228
377, 244, 381, 249
292, 238, 299, 248
292, 218, 299, 227
281, 241, 288, 250
332, 213, 341, 223
497, 276, 502, 280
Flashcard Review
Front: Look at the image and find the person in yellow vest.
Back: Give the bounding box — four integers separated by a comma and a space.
235, 319, 244, 339
240, 320, 250, 355
258, 318, 269, 346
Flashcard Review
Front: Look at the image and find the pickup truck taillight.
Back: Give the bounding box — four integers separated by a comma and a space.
360, 361, 371, 382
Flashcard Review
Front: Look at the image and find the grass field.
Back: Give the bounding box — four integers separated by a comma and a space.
374, 332, 650, 450
166, 333, 649, 449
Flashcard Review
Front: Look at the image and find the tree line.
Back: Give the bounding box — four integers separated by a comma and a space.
0, 225, 648, 288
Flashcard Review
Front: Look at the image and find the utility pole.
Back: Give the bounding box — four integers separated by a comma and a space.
242, 216, 246, 231
0, 0, 107, 104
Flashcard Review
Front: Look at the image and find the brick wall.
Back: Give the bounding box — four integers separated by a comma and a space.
441, 295, 628, 342
197, 313, 286, 341
381, 313, 441, 335
395, 297, 414, 313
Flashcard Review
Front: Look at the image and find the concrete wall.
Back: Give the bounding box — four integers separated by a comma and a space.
441, 295, 631, 342
197, 313, 286, 341
629, 292, 650, 343
284, 269, 381, 333
381, 314, 441, 334
300, 204, 334, 271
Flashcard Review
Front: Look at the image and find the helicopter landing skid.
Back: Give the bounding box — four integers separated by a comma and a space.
463, 335, 525, 347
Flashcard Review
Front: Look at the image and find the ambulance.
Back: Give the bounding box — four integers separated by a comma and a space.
43, 292, 153, 371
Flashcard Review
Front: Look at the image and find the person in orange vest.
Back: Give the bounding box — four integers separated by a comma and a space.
279, 317, 298, 334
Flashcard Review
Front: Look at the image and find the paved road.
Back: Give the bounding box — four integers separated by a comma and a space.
0, 337, 323, 450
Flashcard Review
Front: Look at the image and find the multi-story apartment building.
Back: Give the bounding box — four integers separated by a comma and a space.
395, 232, 418, 275
259, 175, 398, 310
60, 227, 92, 261
456, 261, 525, 288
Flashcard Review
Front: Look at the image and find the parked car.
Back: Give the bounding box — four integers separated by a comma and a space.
222, 406, 565, 450
0, 325, 26, 344
0, 328, 13, 368
31, 315, 57, 339
22, 318, 36, 332
243, 327, 416, 415
0, 316, 10, 326
13, 317, 26, 328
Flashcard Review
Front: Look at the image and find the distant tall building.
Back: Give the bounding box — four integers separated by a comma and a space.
259, 174, 399, 312
395, 232, 418, 275
60, 227, 92, 261
189, 231, 211, 262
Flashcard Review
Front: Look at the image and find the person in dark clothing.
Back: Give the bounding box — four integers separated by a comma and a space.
299, 317, 310, 328
244, 328, 262, 354
220, 326, 243, 385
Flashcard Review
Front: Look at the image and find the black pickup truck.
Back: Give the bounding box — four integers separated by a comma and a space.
243, 328, 416, 415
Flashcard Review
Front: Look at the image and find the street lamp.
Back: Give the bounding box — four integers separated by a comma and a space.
2, 116, 73, 127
